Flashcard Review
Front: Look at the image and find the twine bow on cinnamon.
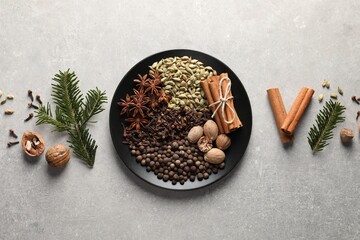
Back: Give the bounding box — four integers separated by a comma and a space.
209, 77, 236, 124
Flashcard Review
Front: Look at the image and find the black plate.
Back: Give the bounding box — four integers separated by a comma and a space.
109, 49, 252, 190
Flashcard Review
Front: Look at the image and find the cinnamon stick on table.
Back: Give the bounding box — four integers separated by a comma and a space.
267, 88, 294, 143
281, 87, 314, 135
200, 79, 225, 134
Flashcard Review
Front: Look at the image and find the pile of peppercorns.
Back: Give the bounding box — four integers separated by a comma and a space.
123, 106, 225, 185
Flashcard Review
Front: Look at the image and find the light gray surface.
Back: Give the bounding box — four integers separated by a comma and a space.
1, 0, 360, 239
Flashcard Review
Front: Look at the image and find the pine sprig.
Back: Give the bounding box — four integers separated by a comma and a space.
307, 99, 345, 153
35, 69, 107, 167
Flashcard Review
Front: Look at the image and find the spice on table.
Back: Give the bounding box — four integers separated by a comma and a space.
28, 90, 34, 102
281, 87, 314, 136
351, 96, 360, 104
0, 89, 2, 97
267, 88, 294, 143
215, 134, 231, 150
6, 94, 14, 100
318, 94, 324, 103
4, 109, 14, 115
204, 148, 225, 164
9, 129, 18, 138
338, 87, 343, 96
340, 128, 354, 143
322, 80, 330, 88
153, 56, 216, 112
35, 95, 42, 105
197, 136, 213, 152
28, 102, 39, 109
203, 120, 219, 141
357, 111, 360, 121
330, 93, 338, 99
7, 141, 19, 147
24, 113, 33, 122
201, 74, 242, 133
187, 126, 204, 143
200, 79, 224, 134
0, 99, 6, 105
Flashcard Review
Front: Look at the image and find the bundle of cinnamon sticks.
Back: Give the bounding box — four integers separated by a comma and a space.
200, 73, 242, 134
267, 87, 314, 143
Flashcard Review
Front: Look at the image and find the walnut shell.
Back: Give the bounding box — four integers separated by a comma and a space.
204, 148, 225, 164
203, 120, 218, 141
215, 134, 231, 150
46, 144, 70, 168
187, 126, 203, 143
197, 136, 212, 152
21, 131, 45, 157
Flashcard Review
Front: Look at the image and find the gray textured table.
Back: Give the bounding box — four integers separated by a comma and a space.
1, 1, 359, 239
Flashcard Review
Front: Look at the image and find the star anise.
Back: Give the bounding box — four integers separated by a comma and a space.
134, 74, 149, 91
129, 95, 150, 117
144, 74, 162, 96
117, 94, 133, 116
125, 117, 149, 131
148, 95, 159, 109
132, 88, 149, 103
157, 89, 171, 103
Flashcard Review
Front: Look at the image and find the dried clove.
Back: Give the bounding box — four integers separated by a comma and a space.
352, 96, 360, 104
7, 141, 19, 147
35, 95, 42, 105
24, 113, 34, 122
9, 129, 18, 138
28, 102, 39, 109
28, 90, 34, 102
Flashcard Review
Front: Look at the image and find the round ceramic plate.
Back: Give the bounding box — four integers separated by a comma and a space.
109, 49, 252, 190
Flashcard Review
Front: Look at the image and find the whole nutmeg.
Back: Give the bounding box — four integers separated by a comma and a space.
340, 128, 354, 143
187, 126, 203, 143
197, 136, 213, 152
215, 134, 231, 150
46, 144, 70, 168
203, 120, 218, 141
21, 131, 45, 157
204, 148, 225, 164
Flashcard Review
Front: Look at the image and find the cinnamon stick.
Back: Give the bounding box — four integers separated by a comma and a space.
200, 79, 225, 134
208, 76, 230, 133
281, 87, 314, 135
219, 73, 242, 131
267, 88, 294, 143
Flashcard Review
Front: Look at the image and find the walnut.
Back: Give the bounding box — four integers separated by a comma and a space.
21, 131, 45, 157
203, 120, 218, 141
45, 144, 70, 168
215, 134, 231, 150
197, 136, 212, 152
187, 126, 203, 143
204, 148, 225, 164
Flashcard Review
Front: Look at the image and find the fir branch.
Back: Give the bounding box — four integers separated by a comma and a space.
81, 88, 107, 126
35, 69, 107, 167
307, 99, 345, 153
36, 103, 71, 132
